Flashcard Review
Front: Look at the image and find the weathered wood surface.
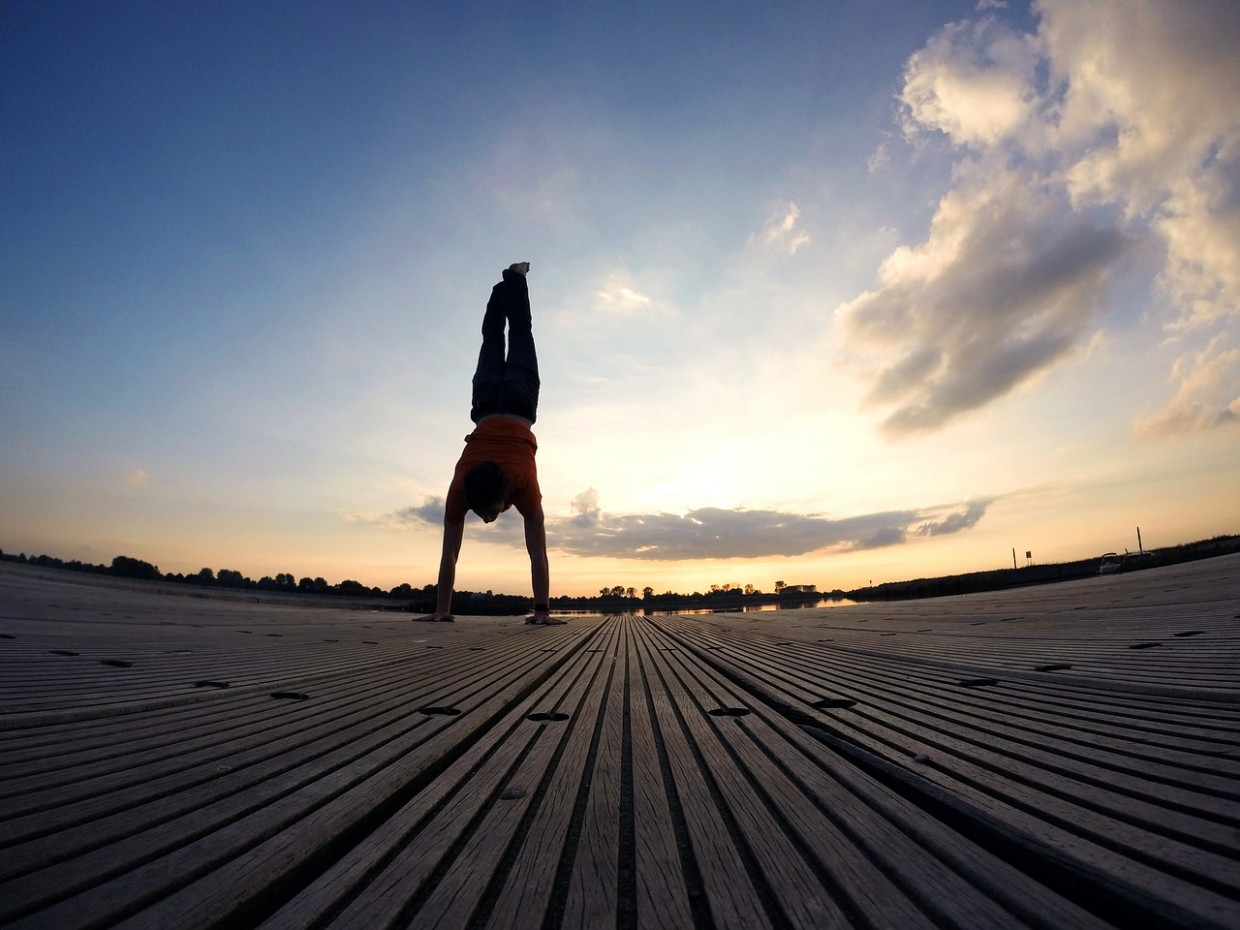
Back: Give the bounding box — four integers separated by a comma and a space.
1, 555, 1237, 929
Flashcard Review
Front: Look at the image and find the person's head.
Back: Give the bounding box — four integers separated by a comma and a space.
464, 461, 507, 523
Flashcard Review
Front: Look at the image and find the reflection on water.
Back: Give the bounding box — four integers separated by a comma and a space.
648, 598, 858, 616
548, 598, 859, 617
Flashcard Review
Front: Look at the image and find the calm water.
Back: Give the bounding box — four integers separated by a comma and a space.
648, 598, 858, 616
549, 598, 858, 617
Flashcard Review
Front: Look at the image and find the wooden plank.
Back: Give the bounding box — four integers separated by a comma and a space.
559, 622, 627, 929
646, 603, 1240, 928
622, 620, 697, 930
626, 623, 778, 930
259, 620, 620, 930
481, 621, 626, 929
635, 621, 932, 930
0, 629, 574, 855
633, 619, 1067, 930
256, 664, 562, 928
2, 556, 1239, 929
653, 625, 1240, 820
0, 620, 604, 928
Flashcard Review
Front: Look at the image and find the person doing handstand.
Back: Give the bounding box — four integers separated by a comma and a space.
415, 262, 562, 625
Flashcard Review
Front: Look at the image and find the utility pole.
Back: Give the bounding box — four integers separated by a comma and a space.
1137, 526, 1144, 554
1012, 547, 1017, 570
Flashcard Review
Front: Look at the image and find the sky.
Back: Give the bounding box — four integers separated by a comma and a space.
2, 0, 1238, 598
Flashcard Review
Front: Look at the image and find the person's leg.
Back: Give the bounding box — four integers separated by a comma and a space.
470, 279, 510, 423
498, 268, 541, 422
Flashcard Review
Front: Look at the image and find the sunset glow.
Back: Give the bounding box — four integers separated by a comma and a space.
3, 1, 1237, 597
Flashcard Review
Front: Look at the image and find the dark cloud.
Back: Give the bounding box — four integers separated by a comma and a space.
382, 493, 993, 561
841, 169, 1132, 436
547, 507, 915, 560
395, 497, 445, 525
554, 498, 994, 559
914, 498, 991, 536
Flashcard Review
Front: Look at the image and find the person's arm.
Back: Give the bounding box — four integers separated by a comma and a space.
524, 505, 560, 623
415, 518, 464, 621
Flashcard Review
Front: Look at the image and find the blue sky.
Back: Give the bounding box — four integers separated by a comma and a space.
3, 0, 1237, 597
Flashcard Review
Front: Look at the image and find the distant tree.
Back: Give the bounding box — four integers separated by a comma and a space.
744, 583, 755, 596
298, 577, 316, 593
642, 586, 654, 599
625, 587, 636, 599
336, 579, 367, 597
217, 569, 247, 588
610, 585, 625, 598
195, 567, 216, 586
774, 580, 786, 594
110, 555, 160, 581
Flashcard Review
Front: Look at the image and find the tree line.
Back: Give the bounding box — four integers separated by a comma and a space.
5, 534, 1236, 611
2, 551, 399, 598
0, 549, 838, 613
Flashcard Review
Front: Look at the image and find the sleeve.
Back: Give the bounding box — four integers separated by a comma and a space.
510, 454, 543, 517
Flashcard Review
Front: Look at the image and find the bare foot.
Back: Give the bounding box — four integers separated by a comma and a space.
412, 614, 455, 622
525, 614, 566, 625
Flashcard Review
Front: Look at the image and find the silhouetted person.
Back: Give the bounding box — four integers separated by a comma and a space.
414, 262, 562, 625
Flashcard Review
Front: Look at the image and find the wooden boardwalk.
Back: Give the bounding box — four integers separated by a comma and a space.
1, 555, 1238, 929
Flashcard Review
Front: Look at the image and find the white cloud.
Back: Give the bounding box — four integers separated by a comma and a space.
591, 272, 662, 315
1156, 168, 1240, 332
900, 16, 1040, 148
1040, 0, 1240, 334
837, 162, 1129, 434
1135, 335, 1240, 436
758, 202, 811, 256
1047, 2, 1239, 210
570, 487, 601, 526
867, 142, 892, 174
596, 285, 651, 308
840, 0, 1240, 436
